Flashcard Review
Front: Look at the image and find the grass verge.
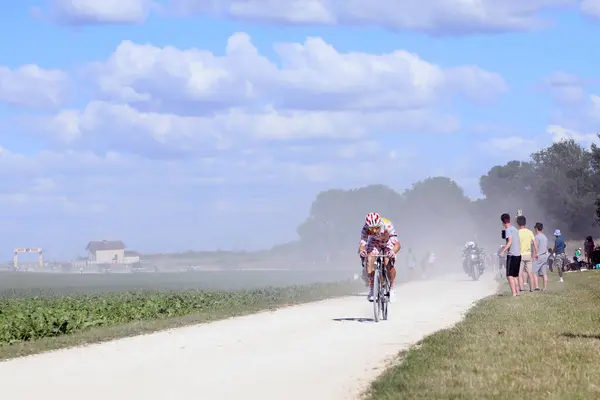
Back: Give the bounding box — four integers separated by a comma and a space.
367, 270, 600, 399
0, 281, 360, 360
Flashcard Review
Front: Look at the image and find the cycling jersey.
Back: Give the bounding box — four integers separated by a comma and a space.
360, 217, 398, 248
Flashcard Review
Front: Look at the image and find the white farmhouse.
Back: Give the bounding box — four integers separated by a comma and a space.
86, 240, 126, 264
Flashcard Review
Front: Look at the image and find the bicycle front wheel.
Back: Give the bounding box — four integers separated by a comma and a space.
381, 274, 389, 321
373, 268, 381, 322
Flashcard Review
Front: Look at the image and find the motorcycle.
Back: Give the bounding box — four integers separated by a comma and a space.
464, 249, 484, 281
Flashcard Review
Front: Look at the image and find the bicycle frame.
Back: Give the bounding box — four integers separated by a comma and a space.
363, 253, 392, 322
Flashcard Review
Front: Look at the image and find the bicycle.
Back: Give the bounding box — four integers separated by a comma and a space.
362, 253, 392, 322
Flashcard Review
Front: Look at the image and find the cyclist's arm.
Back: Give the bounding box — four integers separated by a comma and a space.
359, 226, 369, 253
386, 223, 401, 253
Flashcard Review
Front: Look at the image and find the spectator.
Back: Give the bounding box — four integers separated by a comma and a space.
573, 248, 583, 270
532, 222, 549, 291
553, 229, 567, 283
592, 245, 600, 268
499, 213, 521, 296
584, 236, 595, 266
517, 215, 538, 293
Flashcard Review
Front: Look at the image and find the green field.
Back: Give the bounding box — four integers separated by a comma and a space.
0, 269, 351, 298
367, 270, 600, 399
0, 276, 361, 359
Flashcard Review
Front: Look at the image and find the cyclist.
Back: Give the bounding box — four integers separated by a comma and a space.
358, 212, 401, 303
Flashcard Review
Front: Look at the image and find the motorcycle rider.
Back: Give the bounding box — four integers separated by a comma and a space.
462, 241, 485, 275
358, 212, 401, 303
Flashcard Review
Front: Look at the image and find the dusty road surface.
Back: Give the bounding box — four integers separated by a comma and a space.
0, 273, 497, 400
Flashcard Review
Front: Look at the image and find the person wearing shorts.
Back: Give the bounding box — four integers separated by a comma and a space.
359, 213, 401, 303
499, 213, 521, 296
532, 222, 549, 291
517, 215, 537, 292
553, 229, 567, 283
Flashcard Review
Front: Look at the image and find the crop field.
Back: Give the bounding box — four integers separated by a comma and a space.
0, 282, 359, 347
0, 268, 362, 358
0, 269, 350, 298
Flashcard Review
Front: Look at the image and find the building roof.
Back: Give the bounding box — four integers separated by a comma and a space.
86, 240, 126, 252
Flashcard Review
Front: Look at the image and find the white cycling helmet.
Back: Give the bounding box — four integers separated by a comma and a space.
365, 212, 382, 228
465, 241, 475, 248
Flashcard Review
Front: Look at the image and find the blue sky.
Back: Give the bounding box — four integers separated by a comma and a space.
2, 0, 600, 258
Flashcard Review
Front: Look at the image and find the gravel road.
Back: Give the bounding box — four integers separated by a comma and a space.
0, 273, 497, 400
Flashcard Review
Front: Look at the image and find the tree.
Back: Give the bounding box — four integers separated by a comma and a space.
588, 135, 600, 225
296, 185, 403, 262
477, 161, 539, 243
531, 139, 596, 237
296, 178, 476, 263
400, 177, 474, 248
479, 161, 535, 204
292, 138, 600, 268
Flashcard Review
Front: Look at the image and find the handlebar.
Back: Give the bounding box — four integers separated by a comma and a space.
360, 254, 395, 258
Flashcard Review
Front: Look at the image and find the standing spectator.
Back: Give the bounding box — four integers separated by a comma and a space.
532, 222, 549, 291
553, 229, 567, 283
517, 215, 538, 292
584, 236, 594, 267
499, 213, 521, 296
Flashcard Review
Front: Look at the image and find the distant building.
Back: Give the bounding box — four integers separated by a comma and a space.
124, 250, 141, 264
86, 240, 126, 264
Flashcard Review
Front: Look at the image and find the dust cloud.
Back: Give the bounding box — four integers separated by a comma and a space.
2, 176, 514, 296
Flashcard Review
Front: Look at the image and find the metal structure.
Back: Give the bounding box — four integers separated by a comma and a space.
13, 247, 43, 269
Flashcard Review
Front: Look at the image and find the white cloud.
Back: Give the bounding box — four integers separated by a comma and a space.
7, 33, 506, 157
37, 0, 600, 34
90, 33, 506, 115
546, 125, 600, 145
17, 101, 460, 158
581, 0, 600, 19
169, 0, 570, 34
0, 33, 509, 254
40, 0, 153, 25
0, 64, 68, 109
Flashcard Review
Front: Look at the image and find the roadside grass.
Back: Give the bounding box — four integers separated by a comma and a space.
0, 281, 360, 360
367, 270, 600, 399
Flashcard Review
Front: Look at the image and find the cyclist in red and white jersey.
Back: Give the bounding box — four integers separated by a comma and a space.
358, 212, 401, 303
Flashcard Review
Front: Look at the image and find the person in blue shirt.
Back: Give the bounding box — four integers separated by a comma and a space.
553, 229, 567, 283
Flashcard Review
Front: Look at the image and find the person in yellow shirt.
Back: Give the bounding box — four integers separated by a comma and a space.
517, 215, 538, 292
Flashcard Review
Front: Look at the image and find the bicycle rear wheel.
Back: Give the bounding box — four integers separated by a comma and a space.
373, 267, 381, 322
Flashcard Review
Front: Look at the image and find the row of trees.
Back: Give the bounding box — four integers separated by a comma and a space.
295, 136, 600, 262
